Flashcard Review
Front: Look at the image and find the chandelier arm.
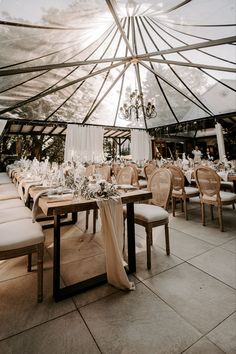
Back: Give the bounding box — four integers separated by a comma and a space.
134, 63, 148, 129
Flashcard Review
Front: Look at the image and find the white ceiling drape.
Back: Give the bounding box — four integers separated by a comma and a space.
215, 122, 226, 161
130, 129, 151, 162
64, 125, 105, 163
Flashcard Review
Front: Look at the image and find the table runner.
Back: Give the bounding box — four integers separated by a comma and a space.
97, 197, 135, 291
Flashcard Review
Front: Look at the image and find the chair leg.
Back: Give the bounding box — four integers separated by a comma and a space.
210, 205, 214, 220
27, 254, 32, 272
233, 203, 235, 210
201, 202, 206, 226
218, 206, 224, 232
145, 225, 152, 270
172, 197, 176, 217
37, 243, 44, 303
164, 223, 170, 256
184, 198, 188, 220
181, 199, 184, 212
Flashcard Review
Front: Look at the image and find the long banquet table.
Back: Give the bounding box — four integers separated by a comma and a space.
228, 174, 236, 193
34, 189, 152, 301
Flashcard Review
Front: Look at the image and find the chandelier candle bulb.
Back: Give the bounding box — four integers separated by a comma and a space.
120, 90, 157, 122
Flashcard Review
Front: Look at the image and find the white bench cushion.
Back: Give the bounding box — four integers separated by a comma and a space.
0, 219, 44, 251
0, 184, 20, 200
0, 199, 25, 210
0, 207, 32, 224
0, 173, 11, 184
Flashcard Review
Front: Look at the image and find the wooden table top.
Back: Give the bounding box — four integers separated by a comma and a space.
228, 174, 236, 181
37, 189, 152, 216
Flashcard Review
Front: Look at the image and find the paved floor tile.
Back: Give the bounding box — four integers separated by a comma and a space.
0, 269, 76, 340
207, 312, 236, 354
155, 227, 214, 261
189, 247, 236, 288
144, 263, 236, 333
0, 311, 100, 354
183, 337, 225, 354
80, 283, 201, 354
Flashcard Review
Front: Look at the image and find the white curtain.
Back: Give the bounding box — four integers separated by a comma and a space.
64, 124, 105, 163
0, 119, 7, 135
215, 122, 226, 161
130, 129, 151, 162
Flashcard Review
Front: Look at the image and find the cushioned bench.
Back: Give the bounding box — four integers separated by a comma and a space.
0, 206, 32, 224
0, 198, 25, 210
0, 184, 20, 201
0, 172, 11, 185
0, 219, 45, 302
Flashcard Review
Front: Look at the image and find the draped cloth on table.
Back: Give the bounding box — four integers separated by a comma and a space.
97, 197, 135, 291
64, 124, 105, 163
32, 189, 51, 222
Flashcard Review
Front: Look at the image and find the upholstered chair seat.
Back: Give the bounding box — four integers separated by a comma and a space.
123, 168, 172, 269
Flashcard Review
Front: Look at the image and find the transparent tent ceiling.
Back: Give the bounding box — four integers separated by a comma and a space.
0, 0, 235, 130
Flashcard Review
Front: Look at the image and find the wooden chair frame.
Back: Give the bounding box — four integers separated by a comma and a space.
195, 165, 236, 231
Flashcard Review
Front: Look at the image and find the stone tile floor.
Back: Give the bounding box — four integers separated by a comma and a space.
0, 199, 235, 353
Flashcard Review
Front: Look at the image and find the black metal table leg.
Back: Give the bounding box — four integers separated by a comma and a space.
126, 202, 136, 273
53, 201, 137, 301
53, 214, 61, 300
72, 211, 78, 224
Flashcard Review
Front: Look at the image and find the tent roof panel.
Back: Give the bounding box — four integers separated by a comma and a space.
0, 0, 235, 129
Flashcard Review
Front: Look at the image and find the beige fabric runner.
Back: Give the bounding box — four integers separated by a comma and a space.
97, 197, 135, 291
32, 189, 55, 222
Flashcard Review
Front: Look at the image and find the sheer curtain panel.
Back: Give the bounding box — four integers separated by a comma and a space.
0, 119, 7, 136
131, 130, 151, 162
64, 125, 105, 163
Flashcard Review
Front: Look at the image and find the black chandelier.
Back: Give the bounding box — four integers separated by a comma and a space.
119, 89, 157, 121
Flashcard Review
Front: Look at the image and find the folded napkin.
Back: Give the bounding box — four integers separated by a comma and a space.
97, 197, 135, 291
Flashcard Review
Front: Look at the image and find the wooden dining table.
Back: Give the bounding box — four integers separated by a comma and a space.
35, 189, 152, 301
228, 174, 236, 193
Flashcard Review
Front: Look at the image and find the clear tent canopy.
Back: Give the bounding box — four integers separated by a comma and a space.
0, 0, 235, 130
